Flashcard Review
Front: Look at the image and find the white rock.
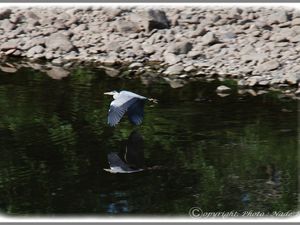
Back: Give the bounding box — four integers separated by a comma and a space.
164, 64, 184, 75
216, 85, 231, 93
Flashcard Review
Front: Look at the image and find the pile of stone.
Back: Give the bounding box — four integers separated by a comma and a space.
1, 6, 300, 95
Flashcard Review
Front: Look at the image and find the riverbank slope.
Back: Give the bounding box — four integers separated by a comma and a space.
1, 6, 300, 98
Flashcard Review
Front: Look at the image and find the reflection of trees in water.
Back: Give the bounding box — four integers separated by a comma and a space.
0, 66, 297, 215
222, 164, 287, 214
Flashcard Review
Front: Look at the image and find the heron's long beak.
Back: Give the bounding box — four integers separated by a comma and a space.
104, 91, 115, 95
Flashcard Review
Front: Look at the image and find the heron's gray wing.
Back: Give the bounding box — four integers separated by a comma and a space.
108, 95, 140, 127
127, 99, 145, 125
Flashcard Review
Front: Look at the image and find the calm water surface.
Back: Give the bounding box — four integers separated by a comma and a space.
0, 64, 298, 216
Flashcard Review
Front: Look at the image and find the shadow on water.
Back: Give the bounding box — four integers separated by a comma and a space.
0, 62, 298, 216
105, 130, 145, 174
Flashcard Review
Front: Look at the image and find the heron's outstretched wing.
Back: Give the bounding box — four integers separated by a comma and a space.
108, 92, 146, 126
127, 100, 145, 125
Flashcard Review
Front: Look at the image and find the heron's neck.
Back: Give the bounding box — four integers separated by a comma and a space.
113, 93, 119, 99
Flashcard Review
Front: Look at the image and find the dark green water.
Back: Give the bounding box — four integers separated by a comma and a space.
0, 64, 298, 216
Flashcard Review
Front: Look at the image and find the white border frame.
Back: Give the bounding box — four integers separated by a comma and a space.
0, 2, 298, 223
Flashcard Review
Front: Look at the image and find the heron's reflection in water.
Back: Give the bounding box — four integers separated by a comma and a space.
104, 130, 145, 173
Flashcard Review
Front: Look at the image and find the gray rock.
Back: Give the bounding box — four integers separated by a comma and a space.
164, 53, 181, 64
0, 65, 17, 73
216, 85, 231, 93
0, 19, 16, 32
295, 88, 300, 95
184, 65, 196, 72
4, 49, 16, 55
237, 79, 247, 86
270, 34, 288, 42
7, 27, 24, 39
103, 67, 120, 77
169, 14, 179, 26
188, 26, 207, 38
28, 17, 40, 26
164, 78, 185, 88
178, 74, 188, 79
116, 20, 140, 33
270, 76, 285, 85
217, 92, 231, 98
293, 10, 300, 19
53, 21, 67, 30
51, 58, 64, 65
289, 35, 300, 43
32, 53, 45, 59
164, 64, 184, 75
254, 21, 272, 31
129, 62, 143, 69
73, 24, 87, 33
45, 51, 54, 60
101, 53, 119, 65
10, 13, 24, 24
39, 17, 52, 26
133, 9, 169, 32
142, 44, 155, 54
46, 67, 70, 80
105, 41, 122, 53
21, 36, 45, 50
65, 16, 78, 27
45, 33, 74, 52
258, 80, 270, 86
284, 73, 300, 84
247, 76, 261, 86
202, 32, 218, 45
208, 14, 221, 23
129, 33, 139, 39
221, 32, 237, 40
246, 89, 257, 96
0, 39, 19, 50
149, 53, 163, 61
267, 11, 288, 24
105, 8, 123, 21
27, 45, 45, 57
26, 11, 40, 20
291, 26, 300, 34
256, 60, 280, 72
208, 43, 226, 52
292, 18, 300, 26
241, 52, 268, 63
187, 50, 203, 59
0, 9, 11, 20
251, 30, 261, 37
166, 41, 192, 55
63, 51, 78, 60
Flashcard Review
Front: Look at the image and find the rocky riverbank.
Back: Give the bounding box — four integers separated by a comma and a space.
1, 6, 300, 98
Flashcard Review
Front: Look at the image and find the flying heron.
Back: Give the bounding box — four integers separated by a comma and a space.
104, 90, 157, 127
